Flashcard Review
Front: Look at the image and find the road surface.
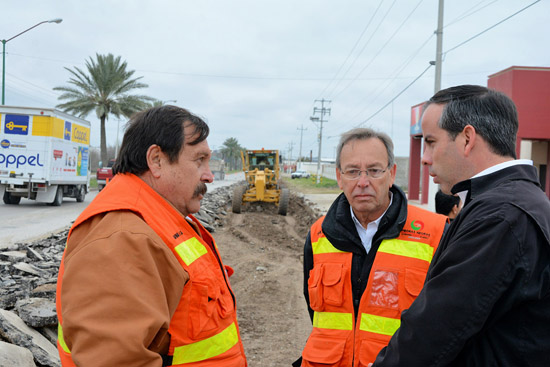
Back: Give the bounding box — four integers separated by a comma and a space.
0, 190, 99, 246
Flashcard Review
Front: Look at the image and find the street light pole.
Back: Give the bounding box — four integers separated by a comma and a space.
1, 18, 62, 105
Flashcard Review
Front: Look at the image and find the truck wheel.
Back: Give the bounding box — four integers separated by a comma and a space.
3, 192, 21, 205
98, 184, 105, 191
278, 188, 290, 216
50, 186, 63, 206
232, 186, 245, 214
76, 185, 86, 202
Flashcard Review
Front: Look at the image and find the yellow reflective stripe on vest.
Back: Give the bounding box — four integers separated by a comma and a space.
360, 313, 401, 336
174, 237, 208, 266
58, 324, 71, 354
378, 239, 434, 263
312, 237, 346, 255
313, 311, 353, 330
172, 322, 239, 364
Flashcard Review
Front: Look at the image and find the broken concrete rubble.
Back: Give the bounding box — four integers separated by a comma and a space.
16, 298, 57, 328
0, 309, 60, 367
0, 340, 37, 367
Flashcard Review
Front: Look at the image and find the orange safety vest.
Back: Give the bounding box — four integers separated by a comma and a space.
302, 205, 446, 367
56, 173, 247, 367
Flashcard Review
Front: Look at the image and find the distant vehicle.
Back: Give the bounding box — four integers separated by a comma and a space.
291, 170, 310, 179
96, 158, 116, 191
210, 157, 226, 181
0, 105, 90, 206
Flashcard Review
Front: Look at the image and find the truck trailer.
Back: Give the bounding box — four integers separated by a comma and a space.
0, 106, 91, 206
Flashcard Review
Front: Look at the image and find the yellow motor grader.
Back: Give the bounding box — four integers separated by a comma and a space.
232, 149, 290, 216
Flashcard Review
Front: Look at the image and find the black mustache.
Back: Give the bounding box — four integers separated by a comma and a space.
193, 183, 207, 198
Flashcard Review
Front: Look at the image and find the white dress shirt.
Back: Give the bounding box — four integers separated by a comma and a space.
350, 192, 393, 253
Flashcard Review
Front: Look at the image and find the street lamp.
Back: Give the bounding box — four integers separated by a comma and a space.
1, 18, 63, 105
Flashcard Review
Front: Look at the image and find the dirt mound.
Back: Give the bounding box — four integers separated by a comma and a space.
215, 192, 321, 366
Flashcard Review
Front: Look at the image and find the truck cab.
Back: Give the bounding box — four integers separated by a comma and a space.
96, 158, 116, 191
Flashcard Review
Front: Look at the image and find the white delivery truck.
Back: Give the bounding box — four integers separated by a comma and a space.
0, 106, 91, 206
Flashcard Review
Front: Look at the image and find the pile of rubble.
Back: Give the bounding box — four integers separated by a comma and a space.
0, 185, 235, 367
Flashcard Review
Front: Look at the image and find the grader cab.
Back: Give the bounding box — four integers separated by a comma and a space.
232, 149, 290, 216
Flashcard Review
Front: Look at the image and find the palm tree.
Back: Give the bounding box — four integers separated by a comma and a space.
54, 53, 155, 164
220, 137, 245, 170
149, 99, 177, 108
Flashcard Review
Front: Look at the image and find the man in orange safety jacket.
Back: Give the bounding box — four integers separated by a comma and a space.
56, 106, 247, 366
294, 128, 447, 367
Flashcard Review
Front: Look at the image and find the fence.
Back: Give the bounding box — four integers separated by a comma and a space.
298, 162, 337, 181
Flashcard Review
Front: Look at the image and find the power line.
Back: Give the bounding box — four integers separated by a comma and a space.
444, 0, 498, 29
326, 32, 434, 134
444, 0, 541, 56
328, 0, 399, 99
7, 73, 61, 97
356, 63, 433, 127
320, 0, 387, 99
331, 0, 426, 100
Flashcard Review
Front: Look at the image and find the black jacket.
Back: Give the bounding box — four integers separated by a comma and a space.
303, 185, 408, 320
374, 164, 550, 366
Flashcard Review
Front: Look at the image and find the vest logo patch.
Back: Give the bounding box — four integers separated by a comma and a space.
411, 220, 424, 231
173, 230, 184, 239
402, 219, 430, 240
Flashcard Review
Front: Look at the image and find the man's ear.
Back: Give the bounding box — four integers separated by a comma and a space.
462, 125, 477, 156
146, 145, 163, 178
452, 204, 459, 215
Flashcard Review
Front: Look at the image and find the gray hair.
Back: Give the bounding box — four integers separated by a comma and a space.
426, 85, 518, 159
336, 128, 394, 170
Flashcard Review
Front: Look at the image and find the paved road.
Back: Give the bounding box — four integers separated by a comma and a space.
0, 190, 100, 246
0, 172, 245, 247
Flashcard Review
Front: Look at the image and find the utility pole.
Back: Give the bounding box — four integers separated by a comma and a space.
427, 0, 445, 211
297, 125, 307, 168
434, 0, 444, 94
312, 99, 331, 184
288, 141, 295, 161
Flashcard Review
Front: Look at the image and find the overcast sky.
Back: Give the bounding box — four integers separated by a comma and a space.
2, 0, 548, 159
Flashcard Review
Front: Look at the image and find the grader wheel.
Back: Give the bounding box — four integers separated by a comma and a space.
232, 186, 245, 214
278, 188, 290, 216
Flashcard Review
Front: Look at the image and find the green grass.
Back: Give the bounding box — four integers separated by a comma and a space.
89, 176, 98, 189
282, 176, 341, 194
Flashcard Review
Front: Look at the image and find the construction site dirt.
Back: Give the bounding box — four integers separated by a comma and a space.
217, 193, 322, 366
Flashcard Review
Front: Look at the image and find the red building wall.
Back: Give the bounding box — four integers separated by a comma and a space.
488, 66, 550, 141
488, 66, 550, 198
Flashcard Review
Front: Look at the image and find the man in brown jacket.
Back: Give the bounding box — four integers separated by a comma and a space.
56, 106, 247, 367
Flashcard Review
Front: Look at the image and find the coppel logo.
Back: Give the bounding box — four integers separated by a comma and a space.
0, 153, 44, 168
411, 220, 424, 231
72, 125, 89, 144
1, 139, 9, 149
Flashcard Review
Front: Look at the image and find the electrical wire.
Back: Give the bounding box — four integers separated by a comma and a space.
327, 32, 434, 133
356, 63, 433, 127
444, 0, 541, 56
331, 0, 426, 100
444, 0, 498, 29
320, 0, 388, 99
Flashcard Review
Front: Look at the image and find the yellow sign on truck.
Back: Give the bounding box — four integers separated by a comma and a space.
0, 106, 91, 206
